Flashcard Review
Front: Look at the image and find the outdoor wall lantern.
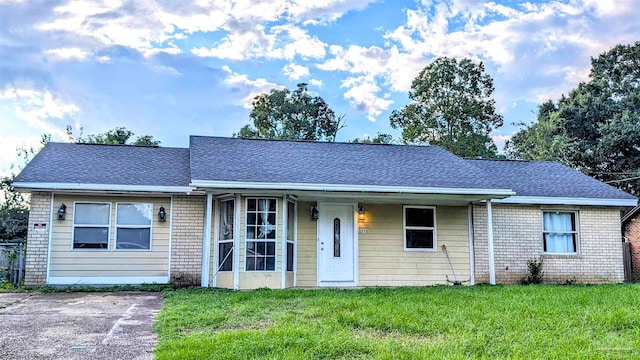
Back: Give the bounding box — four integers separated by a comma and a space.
158, 206, 167, 222
358, 205, 366, 223
310, 205, 319, 221
57, 203, 67, 221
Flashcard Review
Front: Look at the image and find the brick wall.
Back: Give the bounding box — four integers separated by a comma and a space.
170, 195, 206, 285
24, 192, 52, 286
474, 204, 623, 284
624, 216, 640, 282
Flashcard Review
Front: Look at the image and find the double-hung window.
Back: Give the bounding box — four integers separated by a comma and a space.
73, 203, 111, 249
404, 206, 437, 251
218, 199, 235, 271
246, 198, 277, 271
116, 203, 152, 250
543, 211, 578, 253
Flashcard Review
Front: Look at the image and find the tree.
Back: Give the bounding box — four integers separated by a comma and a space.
76, 127, 161, 146
505, 100, 570, 164
507, 42, 640, 195
235, 83, 345, 142
349, 133, 394, 144
390, 57, 503, 158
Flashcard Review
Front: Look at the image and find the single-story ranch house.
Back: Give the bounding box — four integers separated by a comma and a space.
13, 136, 637, 288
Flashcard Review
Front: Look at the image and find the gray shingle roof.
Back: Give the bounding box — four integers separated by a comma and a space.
14, 143, 191, 187
189, 136, 501, 190
466, 159, 636, 200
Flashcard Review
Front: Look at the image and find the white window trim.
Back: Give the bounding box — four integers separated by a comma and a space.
244, 197, 278, 272
72, 202, 112, 251
541, 210, 580, 255
403, 205, 437, 252
217, 198, 235, 272
114, 202, 153, 252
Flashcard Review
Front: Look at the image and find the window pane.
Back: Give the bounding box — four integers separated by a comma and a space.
247, 199, 256, 211
266, 241, 275, 255
257, 242, 265, 255
219, 201, 234, 240
246, 256, 256, 271
544, 233, 576, 253
74, 227, 109, 249
117, 204, 152, 226
218, 242, 233, 271
116, 228, 151, 249
406, 208, 434, 227
406, 229, 434, 249
266, 257, 275, 271
75, 203, 110, 225
246, 226, 256, 240
287, 202, 295, 242
287, 242, 294, 271
247, 213, 257, 226
543, 212, 575, 232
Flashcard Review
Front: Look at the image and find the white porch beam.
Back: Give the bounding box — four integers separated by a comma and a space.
487, 199, 496, 285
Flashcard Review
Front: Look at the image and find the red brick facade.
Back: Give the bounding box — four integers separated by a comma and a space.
624, 214, 640, 282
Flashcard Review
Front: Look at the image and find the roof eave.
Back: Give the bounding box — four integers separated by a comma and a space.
189, 179, 515, 198
11, 182, 195, 194
493, 196, 638, 207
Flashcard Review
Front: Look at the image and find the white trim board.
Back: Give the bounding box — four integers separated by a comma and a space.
12, 182, 194, 193
492, 196, 637, 207
48, 276, 169, 285
191, 180, 515, 197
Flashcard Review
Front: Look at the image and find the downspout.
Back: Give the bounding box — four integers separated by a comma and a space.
487, 199, 496, 285
201, 192, 213, 287
467, 203, 475, 285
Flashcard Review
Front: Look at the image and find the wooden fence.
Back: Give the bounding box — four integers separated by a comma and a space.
622, 241, 632, 283
0, 241, 25, 287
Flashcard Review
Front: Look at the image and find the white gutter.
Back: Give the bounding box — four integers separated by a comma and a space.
191, 180, 515, 197
12, 182, 195, 193
492, 196, 637, 207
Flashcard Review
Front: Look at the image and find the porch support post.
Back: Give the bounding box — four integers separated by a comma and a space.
467, 203, 475, 285
233, 193, 241, 290
201, 192, 213, 287
487, 199, 496, 285
281, 195, 287, 289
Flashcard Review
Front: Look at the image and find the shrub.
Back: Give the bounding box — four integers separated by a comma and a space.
520, 257, 544, 285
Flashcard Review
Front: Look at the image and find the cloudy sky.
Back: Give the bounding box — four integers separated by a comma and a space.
1, 0, 639, 176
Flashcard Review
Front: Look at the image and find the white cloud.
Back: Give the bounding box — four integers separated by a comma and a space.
221, 66, 283, 108
282, 63, 310, 80
0, 135, 44, 177
0, 88, 79, 138
491, 131, 512, 152
340, 76, 393, 121
45, 47, 89, 60
308, 79, 323, 87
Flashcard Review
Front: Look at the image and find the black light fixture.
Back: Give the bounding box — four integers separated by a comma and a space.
358, 205, 365, 222
310, 205, 319, 220
158, 206, 167, 222
57, 203, 67, 221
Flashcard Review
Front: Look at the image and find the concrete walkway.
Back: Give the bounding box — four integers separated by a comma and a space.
0, 292, 162, 359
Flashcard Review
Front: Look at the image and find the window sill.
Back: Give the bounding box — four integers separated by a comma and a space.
541, 253, 581, 259
404, 248, 437, 252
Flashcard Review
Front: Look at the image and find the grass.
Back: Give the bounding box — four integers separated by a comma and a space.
155, 285, 640, 359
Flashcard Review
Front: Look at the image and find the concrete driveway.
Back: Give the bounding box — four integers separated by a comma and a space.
0, 291, 162, 360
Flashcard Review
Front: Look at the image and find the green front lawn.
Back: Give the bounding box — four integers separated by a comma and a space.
155, 285, 640, 359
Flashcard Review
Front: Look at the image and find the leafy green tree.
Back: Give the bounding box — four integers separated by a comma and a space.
389, 57, 503, 158
505, 101, 570, 164
507, 42, 640, 195
77, 127, 160, 146
349, 133, 393, 144
235, 83, 345, 142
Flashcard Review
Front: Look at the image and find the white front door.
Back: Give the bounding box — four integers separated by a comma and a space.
318, 203, 356, 286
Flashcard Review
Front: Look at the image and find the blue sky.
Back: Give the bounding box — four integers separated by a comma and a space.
1, 0, 639, 176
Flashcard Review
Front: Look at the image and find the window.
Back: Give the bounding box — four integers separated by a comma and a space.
218, 199, 234, 271
286, 200, 295, 271
404, 206, 437, 251
543, 211, 578, 253
333, 218, 341, 257
246, 198, 277, 271
73, 203, 111, 249
116, 203, 152, 250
